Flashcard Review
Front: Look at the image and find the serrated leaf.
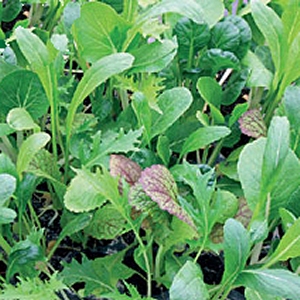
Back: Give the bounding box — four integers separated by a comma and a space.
239, 109, 267, 138
139, 165, 195, 228
64, 168, 119, 213
86, 128, 143, 168
16, 132, 51, 179
170, 261, 209, 300
236, 268, 300, 300
221, 219, 250, 286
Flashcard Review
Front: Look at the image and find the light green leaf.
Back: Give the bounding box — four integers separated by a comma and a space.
66, 53, 134, 145
261, 116, 289, 195
284, 86, 300, 130
0, 70, 49, 119
157, 135, 171, 166
197, 77, 222, 108
279, 207, 296, 232
129, 39, 177, 74
64, 168, 119, 213
0, 124, 15, 137
0, 174, 17, 205
170, 261, 209, 300
0, 208, 17, 224
245, 287, 282, 300
221, 219, 250, 286
250, 0, 286, 84
73, 2, 128, 63
265, 217, 300, 267
15, 27, 49, 71
151, 87, 193, 139
7, 108, 39, 131
242, 50, 273, 88
16, 132, 51, 178
180, 126, 231, 158
282, 0, 300, 46
236, 268, 300, 300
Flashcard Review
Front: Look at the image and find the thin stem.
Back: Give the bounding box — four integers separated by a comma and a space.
154, 245, 164, 280
193, 234, 208, 263
208, 140, 224, 166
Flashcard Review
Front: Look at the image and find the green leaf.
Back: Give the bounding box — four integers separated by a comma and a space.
140, 0, 224, 28
0, 208, 17, 225
197, 77, 222, 108
86, 128, 143, 168
0, 57, 19, 82
73, 2, 129, 63
283, 85, 300, 130
6, 230, 45, 281
229, 102, 249, 127
151, 87, 193, 139
16, 132, 50, 179
2, 0, 22, 22
139, 164, 195, 228
265, 217, 300, 267
64, 168, 119, 213
221, 219, 250, 286
199, 49, 240, 74
129, 39, 177, 74
279, 207, 296, 232
157, 135, 171, 166
66, 53, 134, 144
242, 50, 273, 88
7, 108, 39, 131
0, 124, 15, 138
245, 288, 282, 300
282, 0, 300, 46
85, 204, 127, 240
0, 70, 49, 119
63, 2, 81, 31
210, 15, 251, 59
170, 261, 208, 300
236, 268, 300, 300
250, 0, 286, 84
15, 27, 49, 71
261, 116, 289, 193
0, 174, 17, 205
180, 126, 231, 158
174, 17, 210, 60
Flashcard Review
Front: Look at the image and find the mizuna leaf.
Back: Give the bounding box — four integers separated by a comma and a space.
170, 261, 209, 300
236, 268, 300, 300
221, 219, 250, 286
238, 109, 267, 138
110, 155, 142, 186
264, 217, 300, 267
139, 165, 195, 228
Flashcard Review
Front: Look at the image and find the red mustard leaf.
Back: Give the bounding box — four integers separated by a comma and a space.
139, 165, 195, 228
239, 109, 267, 138
110, 154, 142, 186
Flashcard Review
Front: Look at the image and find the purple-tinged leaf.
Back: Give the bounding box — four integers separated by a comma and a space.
110, 154, 142, 186
234, 198, 252, 228
139, 165, 195, 228
239, 109, 267, 138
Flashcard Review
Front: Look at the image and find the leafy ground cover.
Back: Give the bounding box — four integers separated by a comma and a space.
1, 0, 300, 299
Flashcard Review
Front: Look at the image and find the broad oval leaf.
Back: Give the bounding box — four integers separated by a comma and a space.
0, 174, 17, 205
0, 207, 17, 224
0, 70, 49, 119
139, 165, 195, 228
180, 126, 231, 158
197, 77, 222, 108
170, 261, 209, 300
151, 87, 193, 139
199, 49, 240, 74
73, 2, 129, 63
236, 268, 300, 300
245, 287, 283, 300
16, 132, 51, 178
221, 219, 250, 285
7, 108, 39, 131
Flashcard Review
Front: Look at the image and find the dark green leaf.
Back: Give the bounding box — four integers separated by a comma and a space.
157, 135, 171, 166
2, 0, 22, 22
199, 49, 240, 74
170, 261, 209, 300
0, 70, 48, 119
197, 77, 222, 108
